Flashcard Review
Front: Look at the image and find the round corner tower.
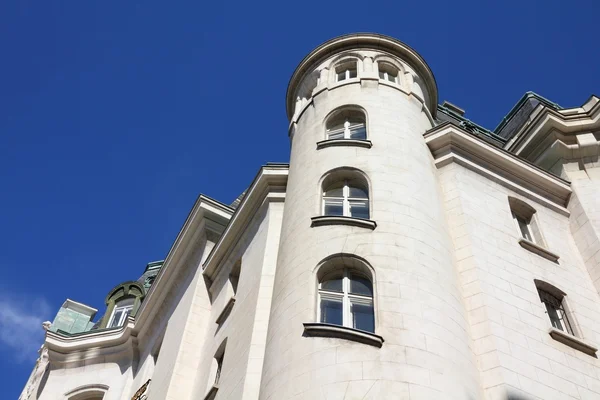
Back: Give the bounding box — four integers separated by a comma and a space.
261, 34, 481, 399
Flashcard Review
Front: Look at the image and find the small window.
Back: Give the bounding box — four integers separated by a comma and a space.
229, 261, 241, 295
335, 61, 358, 82
536, 283, 574, 335
323, 180, 369, 219
205, 340, 227, 399
319, 268, 374, 333
378, 63, 398, 83
108, 297, 134, 328
508, 197, 544, 245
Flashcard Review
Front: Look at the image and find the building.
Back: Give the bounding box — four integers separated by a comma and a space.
19, 33, 600, 400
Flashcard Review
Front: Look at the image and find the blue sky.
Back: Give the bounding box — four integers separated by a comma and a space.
1, 0, 598, 397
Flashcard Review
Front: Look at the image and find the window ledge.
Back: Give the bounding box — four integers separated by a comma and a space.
303, 322, 384, 348
203, 385, 219, 400
316, 139, 372, 150
215, 296, 236, 325
311, 216, 376, 230
549, 328, 597, 357
518, 238, 560, 262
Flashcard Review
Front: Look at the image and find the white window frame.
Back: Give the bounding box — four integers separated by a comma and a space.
378, 70, 398, 83
108, 304, 133, 328
336, 63, 357, 82
326, 119, 366, 140
512, 211, 534, 242
322, 180, 369, 218
318, 268, 374, 332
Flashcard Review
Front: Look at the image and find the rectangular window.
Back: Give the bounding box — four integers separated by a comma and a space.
215, 353, 224, 385
348, 200, 369, 219
324, 199, 344, 216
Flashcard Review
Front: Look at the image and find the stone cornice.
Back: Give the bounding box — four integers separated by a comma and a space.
133, 195, 233, 339
202, 164, 289, 280
45, 318, 135, 356
425, 123, 572, 215
507, 95, 600, 162
286, 33, 438, 119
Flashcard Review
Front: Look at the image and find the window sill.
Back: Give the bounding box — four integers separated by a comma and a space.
303, 322, 383, 348
311, 216, 376, 230
518, 238, 560, 263
203, 385, 219, 400
549, 328, 597, 357
316, 139, 372, 150
215, 296, 236, 325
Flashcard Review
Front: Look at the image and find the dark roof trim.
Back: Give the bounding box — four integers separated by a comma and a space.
494, 91, 562, 134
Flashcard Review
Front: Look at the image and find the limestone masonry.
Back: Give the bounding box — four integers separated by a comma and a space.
20, 33, 600, 400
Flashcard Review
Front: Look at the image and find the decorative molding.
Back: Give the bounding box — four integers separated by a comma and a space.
215, 296, 236, 325
518, 238, 560, 263
202, 164, 289, 280
549, 328, 597, 357
316, 139, 372, 150
286, 33, 438, 119
310, 216, 377, 230
303, 323, 384, 348
425, 123, 572, 215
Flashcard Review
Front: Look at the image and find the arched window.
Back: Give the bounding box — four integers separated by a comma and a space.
508, 197, 544, 245
378, 62, 398, 83
65, 384, 108, 400
535, 280, 574, 335
318, 267, 374, 333
108, 297, 134, 328
205, 339, 227, 400
325, 108, 366, 140
322, 174, 369, 219
335, 60, 357, 82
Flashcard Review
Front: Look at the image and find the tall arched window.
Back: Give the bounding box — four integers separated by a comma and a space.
108, 297, 134, 328
325, 108, 366, 140
318, 267, 374, 333
65, 384, 108, 400
322, 177, 369, 219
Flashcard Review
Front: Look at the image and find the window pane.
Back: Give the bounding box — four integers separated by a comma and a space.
348, 69, 357, 78
337, 72, 346, 81
349, 124, 366, 140
378, 71, 385, 79
387, 74, 397, 83
327, 128, 345, 140
351, 302, 374, 332
545, 303, 564, 331
350, 276, 373, 296
321, 275, 343, 292
516, 215, 533, 241
324, 199, 344, 216
116, 297, 135, 307
324, 183, 344, 197
110, 310, 123, 328
320, 298, 343, 326
349, 200, 369, 219
348, 186, 368, 198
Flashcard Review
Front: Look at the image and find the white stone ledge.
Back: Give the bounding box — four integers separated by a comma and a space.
549, 328, 597, 357
303, 322, 384, 348
316, 139, 372, 150
215, 296, 235, 325
310, 216, 377, 230
518, 238, 560, 263
203, 384, 219, 400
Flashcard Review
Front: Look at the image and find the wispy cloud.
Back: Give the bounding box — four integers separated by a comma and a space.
0, 295, 51, 363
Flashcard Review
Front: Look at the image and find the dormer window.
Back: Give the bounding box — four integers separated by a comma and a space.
108, 297, 134, 328
335, 61, 357, 82
378, 63, 398, 83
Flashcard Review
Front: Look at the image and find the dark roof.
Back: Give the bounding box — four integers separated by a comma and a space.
493, 92, 562, 140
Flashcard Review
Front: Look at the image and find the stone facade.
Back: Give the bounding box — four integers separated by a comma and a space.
20, 33, 600, 400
